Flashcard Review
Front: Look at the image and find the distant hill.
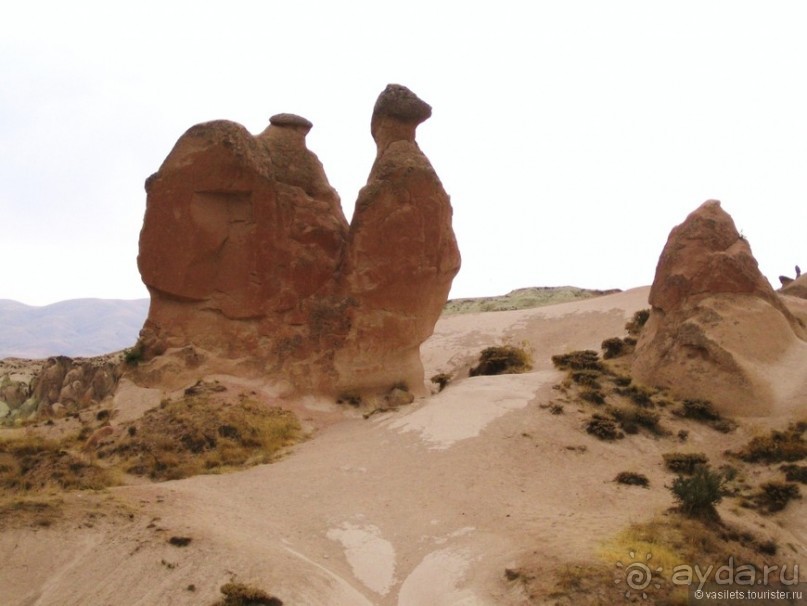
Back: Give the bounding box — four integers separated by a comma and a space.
0, 287, 619, 359
442, 286, 621, 315
0, 298, 149, 359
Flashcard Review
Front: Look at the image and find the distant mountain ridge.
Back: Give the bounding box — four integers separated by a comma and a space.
0, 286, 620, 359
0, 298, 148, 359
443, 286, 621, 315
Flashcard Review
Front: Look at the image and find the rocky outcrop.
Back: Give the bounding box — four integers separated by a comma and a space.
136, 85, 460, 396
0, 355, 122, 421
632, 200, 807, 416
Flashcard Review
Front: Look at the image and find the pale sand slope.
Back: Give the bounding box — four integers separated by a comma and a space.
2, 287, 804, 605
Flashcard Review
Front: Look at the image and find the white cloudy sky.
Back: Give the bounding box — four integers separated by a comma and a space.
1, 1, 805, 306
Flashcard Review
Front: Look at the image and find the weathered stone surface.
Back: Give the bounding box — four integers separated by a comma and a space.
135, 85, 460, 397
633, 200, 807, 416
648, 200, 786, 314
335, 85, 460, 393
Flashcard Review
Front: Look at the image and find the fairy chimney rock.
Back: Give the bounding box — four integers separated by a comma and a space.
632, 200, 806, 416
136, 86, 460, 397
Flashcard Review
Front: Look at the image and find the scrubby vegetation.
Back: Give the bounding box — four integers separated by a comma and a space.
750, 481, 801, 513
673, 399, 736, 433
669, 465, 725, 519
600, 336, 636, 359
99, 394, 300, 481
430, 372, 452, 392
663, 452, 709, 475
614, 471, 649, 487
733, 422, 807, 463
625, 308, 650, 336
781, 464, 807, 484
0, 435, 114, 492
212, 582, 283, 606
470, 343, 533, 376
585, 415, 623, 441
551, 350, 603, 372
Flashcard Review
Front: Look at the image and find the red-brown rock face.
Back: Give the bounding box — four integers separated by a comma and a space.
633, 200, 806, 416
137, 85, 460, 396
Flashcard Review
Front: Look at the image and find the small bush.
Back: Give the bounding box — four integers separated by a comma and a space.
551, 350, 602, 371
616, 384, 655, 407
669, 465, 725, 519
430, 373, 452, 392
610, 406, 664, 436
213, 582, 283, 606
676, 399, 720, 421
580, 388, 605, 405
755, 481, 801, 513
586, 415, 623, 441
615, 471, 649, 487
570, 370, 602, 388
673, 399, 736, 433
663, 452, 708, 475
470, 344, 533, 376
677, 430, 689, 442
625, 309, 650, 336
123, 344, 144, 366
601, 337, 635, 359
734, 423, 807, 463
168, 536, 192, 547
781, 464, 807, 484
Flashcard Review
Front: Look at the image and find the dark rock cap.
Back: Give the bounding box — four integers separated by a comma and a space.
372, 84, 432, 125
269, 113, 313, 129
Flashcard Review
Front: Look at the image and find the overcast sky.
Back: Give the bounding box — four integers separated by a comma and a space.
1, 1, 805, 306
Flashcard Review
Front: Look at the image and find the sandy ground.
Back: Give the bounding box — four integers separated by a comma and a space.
1, 287, 805, 605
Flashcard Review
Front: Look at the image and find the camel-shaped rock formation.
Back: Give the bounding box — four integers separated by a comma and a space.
136, 85, 460, 397
632, 200, 807, 416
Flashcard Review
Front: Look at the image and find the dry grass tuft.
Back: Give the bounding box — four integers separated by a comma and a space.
733, 422, 807, 464
470, 344, 533, 376
0, 435, 114, 492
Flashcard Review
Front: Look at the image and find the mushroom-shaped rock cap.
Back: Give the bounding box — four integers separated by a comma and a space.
372, 84, 432, 125
269, 113, 313, 131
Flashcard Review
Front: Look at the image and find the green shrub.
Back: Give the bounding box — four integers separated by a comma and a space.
123, 344, 144, 366
615, 471, 649, 487
470, 344, 533, 377
669, 465, 725, 518
625, 309, 650, 336
663, 452, 708, 474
